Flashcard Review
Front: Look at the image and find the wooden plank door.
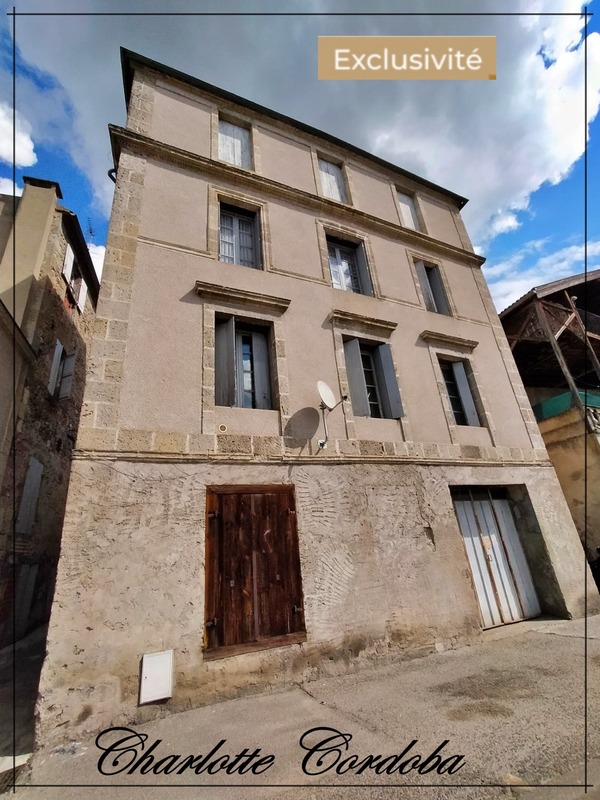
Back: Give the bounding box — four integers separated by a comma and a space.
205, 486, 305, 652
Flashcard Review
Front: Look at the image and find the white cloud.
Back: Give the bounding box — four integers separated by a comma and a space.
2, 0, 598, 243
0, 103, 37, 167
88, 243, 105, 281
0, 177, 23, 196
485, 239, 600, 310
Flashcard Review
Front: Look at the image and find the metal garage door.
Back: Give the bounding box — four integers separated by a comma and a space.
453, 488, 541, 628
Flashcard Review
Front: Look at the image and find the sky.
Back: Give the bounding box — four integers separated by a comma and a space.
1, 0, 599, 311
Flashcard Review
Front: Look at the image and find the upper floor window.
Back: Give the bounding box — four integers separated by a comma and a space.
397, 191, 421, 231
218, 119, 252, 169
327, 238, 373, 296
318, 158, 347, 203
439, 359, 480, 426
215, 317, 272, 409
48, 340, 75, 400
344, 338, 403, 420
62, 244, 88, 311
219, 204, 260, 269
415, 260, 450, 315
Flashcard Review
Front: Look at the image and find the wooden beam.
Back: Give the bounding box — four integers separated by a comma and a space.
534, 300, 584, 412
563, 291, 600, 386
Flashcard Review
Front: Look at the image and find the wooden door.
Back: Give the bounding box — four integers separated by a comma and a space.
205, 486, 305, 653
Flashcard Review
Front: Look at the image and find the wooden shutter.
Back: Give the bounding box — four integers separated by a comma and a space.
397, 192, 419, 230
452, 361, 480, 426
16, 457, 44, 536
63, 245, 74, 282
58, 352, 76, 399
428, 267, 450, 315
415, 260, 436, 311
252, 331, 271, 409
344, 338, 369, 417
76, 279, 88, 312
355, 244, 373, 296
219, 121, 251, 168
373, 344, 404, 419
215, 317, 235, 406
47, 341, 64, 395
318, 159, 345, 202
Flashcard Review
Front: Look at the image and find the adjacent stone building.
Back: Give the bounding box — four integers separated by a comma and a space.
0, 177, 99, 644
500, 270, 600, 573
38, 49, 596, 745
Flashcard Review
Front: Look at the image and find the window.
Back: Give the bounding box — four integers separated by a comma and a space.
16, 457, 43, 537
318, 158, 347, 202
397, 191, 421, 231
205, 486, 305, 655
219, 204, 259, 269
215, 317, 272, 409
327, 238, 373, 295
415, 260, 450, 315
344, 339, 403, 419
439, 359, 480, 426
62, 244, 88, 311
218, 119, 252, 169
48, 341, 75, 400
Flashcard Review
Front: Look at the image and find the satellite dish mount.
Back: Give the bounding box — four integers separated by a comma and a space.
317, 381, 347, 450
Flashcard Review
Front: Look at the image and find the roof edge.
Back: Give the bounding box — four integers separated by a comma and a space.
120, 47, 469, 210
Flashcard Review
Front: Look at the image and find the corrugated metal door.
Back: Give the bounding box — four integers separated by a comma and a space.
453, 488, 540, 628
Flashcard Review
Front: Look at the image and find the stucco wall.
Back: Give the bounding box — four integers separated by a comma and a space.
37, 458, 589, 747
540, 409, 600, 556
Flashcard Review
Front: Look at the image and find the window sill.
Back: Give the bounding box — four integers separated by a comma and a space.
203, 631, 307, 661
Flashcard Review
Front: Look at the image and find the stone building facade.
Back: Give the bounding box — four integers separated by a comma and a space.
38, 50, 595, 745
0, 177, 99, 643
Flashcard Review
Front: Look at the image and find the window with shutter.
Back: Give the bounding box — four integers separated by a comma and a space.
219, 204, 260, 269
205, 486, 306, 656
318, 158, 347, 203
344, 339, 403, 420
439, 359, 481, 426
62, 245, 88, 311
16, 457, 44, 537
218, 119, 252, 169
397, 191, 421, 231
215, 317, 272, 409
326, 237, 373, 296
48, 341, 76, 400
415, 260, 451, 315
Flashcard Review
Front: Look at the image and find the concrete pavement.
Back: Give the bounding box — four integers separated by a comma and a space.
7, 615, 600, 799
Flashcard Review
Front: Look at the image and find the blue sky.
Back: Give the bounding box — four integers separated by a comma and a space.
1, 1, 599, 310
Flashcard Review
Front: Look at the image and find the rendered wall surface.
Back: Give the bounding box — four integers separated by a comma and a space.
37, 459, 587, 747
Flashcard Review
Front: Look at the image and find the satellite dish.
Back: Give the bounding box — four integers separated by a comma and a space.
317, 381, 337, 411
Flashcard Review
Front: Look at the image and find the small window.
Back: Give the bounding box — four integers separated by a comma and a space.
218, 119, 252, 169
318, 158, 346, 203
344, 339, 403, 419
48, 341, 76, 400
16, 457, 43, 537
439, 359, 480, 426
415, 260, 450, 315
397, 191, 421, 231
327, 238, 373, 296
215, 317, 272, 409
62, 244, 88, 311
219, 204, 260, 269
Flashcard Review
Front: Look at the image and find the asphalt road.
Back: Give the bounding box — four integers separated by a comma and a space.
7, 615, 600, 799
